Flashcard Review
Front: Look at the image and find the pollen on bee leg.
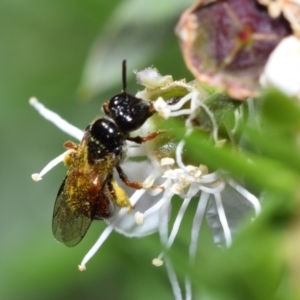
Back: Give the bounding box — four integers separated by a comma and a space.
135, 211, 144, 226
110, 179, 134, 209
78, 265, 86, 272
31, 150, 70, 181
152, 258, 164, 267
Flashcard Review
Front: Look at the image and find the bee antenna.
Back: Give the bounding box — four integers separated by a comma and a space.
122, 60, 127, 93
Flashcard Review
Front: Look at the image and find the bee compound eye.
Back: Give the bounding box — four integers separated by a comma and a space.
108, 94, 124, 113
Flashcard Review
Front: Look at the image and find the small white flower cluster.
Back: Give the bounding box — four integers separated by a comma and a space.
30, 69, 261, 300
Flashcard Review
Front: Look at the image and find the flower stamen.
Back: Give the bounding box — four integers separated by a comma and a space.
158, 196, 193, 260
228, 179, 261, 215
31, 150, 71, 181
214, 193, 232, 247
29, 97, 84, 141
152, 258, 164, 267
79, 223, 115, 270
165, 257, 183, 300
135, 212, 144, 226
189, 192, 210, 260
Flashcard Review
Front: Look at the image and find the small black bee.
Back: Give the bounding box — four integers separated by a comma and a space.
52, 60, 160, 247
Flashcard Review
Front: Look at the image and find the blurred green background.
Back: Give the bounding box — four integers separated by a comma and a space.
0, 1, 193, 299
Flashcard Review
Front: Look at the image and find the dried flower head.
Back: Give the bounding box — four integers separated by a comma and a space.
176, 0, 292, 99
258, 0, 300, 37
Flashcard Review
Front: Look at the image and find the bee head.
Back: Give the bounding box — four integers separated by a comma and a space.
102, 60, 155, 132
103, 93, 154, 132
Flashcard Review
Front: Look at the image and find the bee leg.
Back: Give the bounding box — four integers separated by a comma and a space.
106, 175, 134, 210
116, 166, 164, 191
63, 141, 79, 150
127, 131, 163, 144
116, 165, 143, 189
94, 191, 115, 220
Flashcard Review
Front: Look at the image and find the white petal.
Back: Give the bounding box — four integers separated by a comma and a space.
260, 36, 300, 97
205, 184, 255, 246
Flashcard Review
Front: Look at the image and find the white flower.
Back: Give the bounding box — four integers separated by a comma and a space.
30, 70, 261, 300
260, 35, 300, 98
134, 67, 173, 89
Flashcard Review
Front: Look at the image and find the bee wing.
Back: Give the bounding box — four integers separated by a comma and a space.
52, 177, 92, 247
52, 172, 115, 247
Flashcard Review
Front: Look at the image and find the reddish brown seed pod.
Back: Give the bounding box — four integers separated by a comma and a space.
176, 0, 292, 100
